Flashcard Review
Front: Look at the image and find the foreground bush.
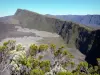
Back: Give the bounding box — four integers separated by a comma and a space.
0, 40, 100, 75
30, 69, 44, 75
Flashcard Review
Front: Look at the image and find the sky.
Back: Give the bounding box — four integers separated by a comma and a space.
0, 0, 100, 17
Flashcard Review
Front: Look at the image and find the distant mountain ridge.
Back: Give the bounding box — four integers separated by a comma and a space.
55, 15, 100, 28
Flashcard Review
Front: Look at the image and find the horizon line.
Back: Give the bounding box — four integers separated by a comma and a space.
0, 9, 100, 17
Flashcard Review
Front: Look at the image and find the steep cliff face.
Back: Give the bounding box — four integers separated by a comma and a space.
85, 30, 100, 65
56, 20, 100, 65
56, 21, 92, 48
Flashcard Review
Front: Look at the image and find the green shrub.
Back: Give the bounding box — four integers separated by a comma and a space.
97, 58, 100, 66
18, 54, 27, 65
0, 45, 7, 52
68, 53, 74, 59
62, 50, 68, 56
50, 44, 56, 50
38, 55, 43, 60
3, 41, 9, 46
32, 59, 39, 69
29, 44, 38, 56
56, 71, 73, 75
54, 49, 62, 58
39, 44, 48, 52
30, 69, 44, 75
39, 60, 50, 72
16, 44, 24, 51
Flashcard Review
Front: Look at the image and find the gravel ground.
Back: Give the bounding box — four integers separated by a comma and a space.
0, 26, 59, 46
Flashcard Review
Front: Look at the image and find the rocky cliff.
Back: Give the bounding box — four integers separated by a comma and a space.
56, 20, 100, 65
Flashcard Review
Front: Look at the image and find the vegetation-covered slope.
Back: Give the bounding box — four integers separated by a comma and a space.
0, 40, 100, 75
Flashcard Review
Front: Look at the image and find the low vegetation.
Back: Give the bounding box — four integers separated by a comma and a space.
0, 40, 100, 75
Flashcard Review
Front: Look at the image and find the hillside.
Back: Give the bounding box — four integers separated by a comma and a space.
14, 9, 57, 32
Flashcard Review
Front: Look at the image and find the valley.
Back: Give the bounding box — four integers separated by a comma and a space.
0, 9, 100, 75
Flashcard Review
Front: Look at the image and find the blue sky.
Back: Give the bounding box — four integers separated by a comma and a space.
0, 0, 100, 17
